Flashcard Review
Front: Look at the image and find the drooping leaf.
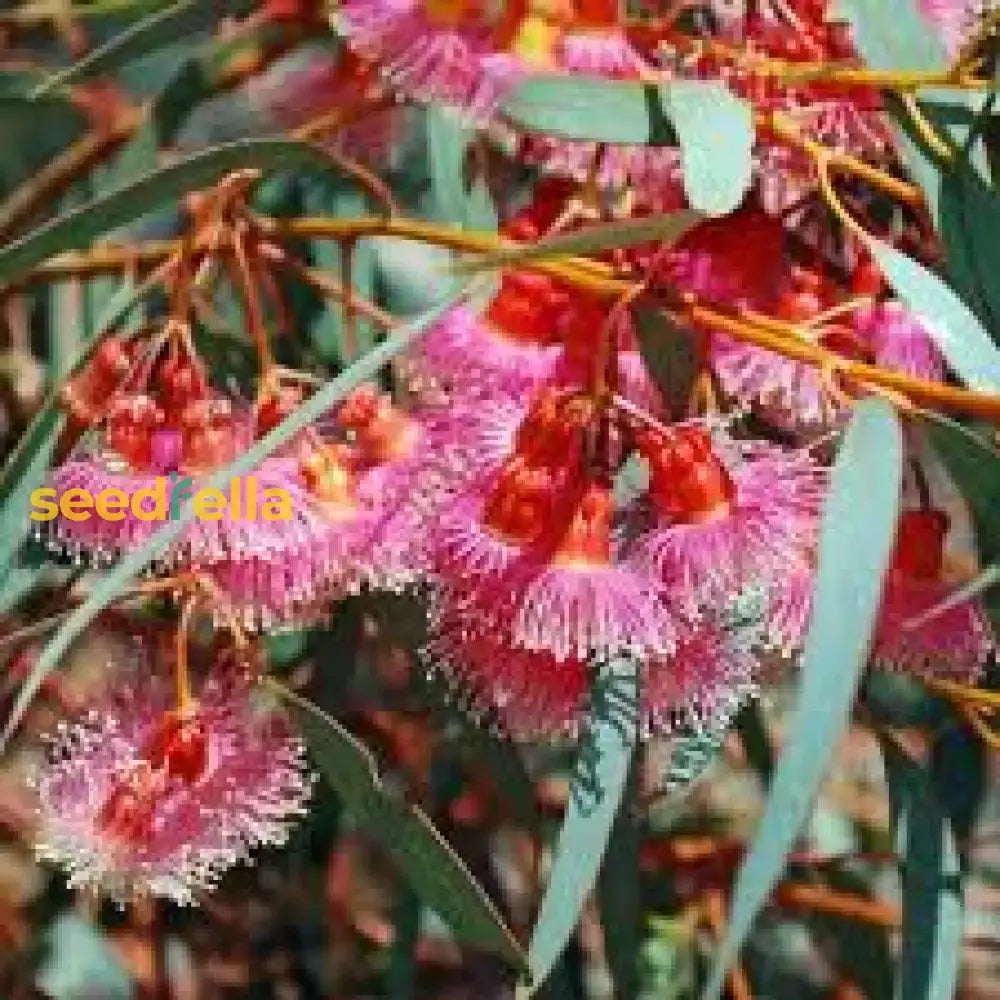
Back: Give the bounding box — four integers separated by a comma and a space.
660, 81, 754, 216
701, 399, 904, 1000
0, 291, 462, 751
270, 681, 525, 967
455, 210, 701, 273
0, 139, 356, 286
0, 95, 87, 199
597, 771, 641, 1000
524, 654, 640, 995
882, 737, 964, 1000
938, 152, 1000, 332
925, 417, 1000, 563
659, 721, 729, 795
426, 105, 472, 228
869, 241, 1000, 393
30, 0, 254, 96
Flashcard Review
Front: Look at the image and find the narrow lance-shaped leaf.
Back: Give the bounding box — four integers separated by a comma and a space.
868, 241, 1000, 393
455, 210, 701, 273
701, 398, 903, 1000
0, 290, 463, 752
882, 737, 963, 1000
30, 0, 254, 96
270, 681, 525, 967
0, 138, 367, 286
523, 653, 640, 996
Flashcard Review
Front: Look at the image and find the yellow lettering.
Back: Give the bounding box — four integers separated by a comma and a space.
60, 488, 93, 522
96, 488, 129, 522
193, 488, 226, 521
29, 487, 59, 521
261, 488, 292, 521
131, 478, 167, 521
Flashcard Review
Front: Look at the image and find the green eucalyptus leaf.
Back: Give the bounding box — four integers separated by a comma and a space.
270, 682, 525, 967
426, 105, 472, 227
455, 210, 701, 273
501, 76, 751, 215
598, 773, 641, 1000
869, 241, 1000, 393
525, 654, 640, 995
31, 0, 254, 96
701, 399, 903, 1000
0, 139, 360, 286
660, 81, 754, 216
830, 0, 948, 71
501, 75, 672, 145
882, 738, 963, 1000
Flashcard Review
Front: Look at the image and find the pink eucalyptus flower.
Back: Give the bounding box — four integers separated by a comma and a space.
432, 475, 684, 662
29, 649, 312, 904
427, 603, 757, 739
336, 0, 523, 118
629, 423, 826, 620
769, 509, 996, 679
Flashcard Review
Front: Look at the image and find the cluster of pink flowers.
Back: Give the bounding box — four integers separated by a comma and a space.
25, 0, 999, 901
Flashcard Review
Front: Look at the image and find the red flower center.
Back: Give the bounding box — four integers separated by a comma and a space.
553, 483, 613, 566
96, 710, 209, 847
892, 508, 950, 580
485, 272, 570, 346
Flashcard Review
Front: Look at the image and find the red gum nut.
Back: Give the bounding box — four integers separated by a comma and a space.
818, 324, 873, 364
158, 356, 208, 416
893, 508, 950, 580
181, 399, 234, 470
852, 257, 885, 297
107, 395, 163, 469
256, 386, 303, 435
337, 385, 382, 429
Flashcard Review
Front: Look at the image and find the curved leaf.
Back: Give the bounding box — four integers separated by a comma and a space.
525, 653, 640, 995
0, 138, 354, 286
501, 75, 672, 145
701, 398, 904, 1000
882, 738, 963, 1000
456, 210, 701, 273
271, 682, 525, 967
31, 0, 253, 96
869, 242, 1000, 393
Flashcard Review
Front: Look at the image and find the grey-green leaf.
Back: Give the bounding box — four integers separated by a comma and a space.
869, 241, 1000, 393
455, 211, 701, 273
660, 81, 754, 216
882, 738, 963, 1000
830, 0, 947, 71
271, 682, 526, 967
501, 75, 672, 145
0, 139, 357, 286
701, 398, 904, 1000
525, 654, 640, 995
31, 0, 254, 96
